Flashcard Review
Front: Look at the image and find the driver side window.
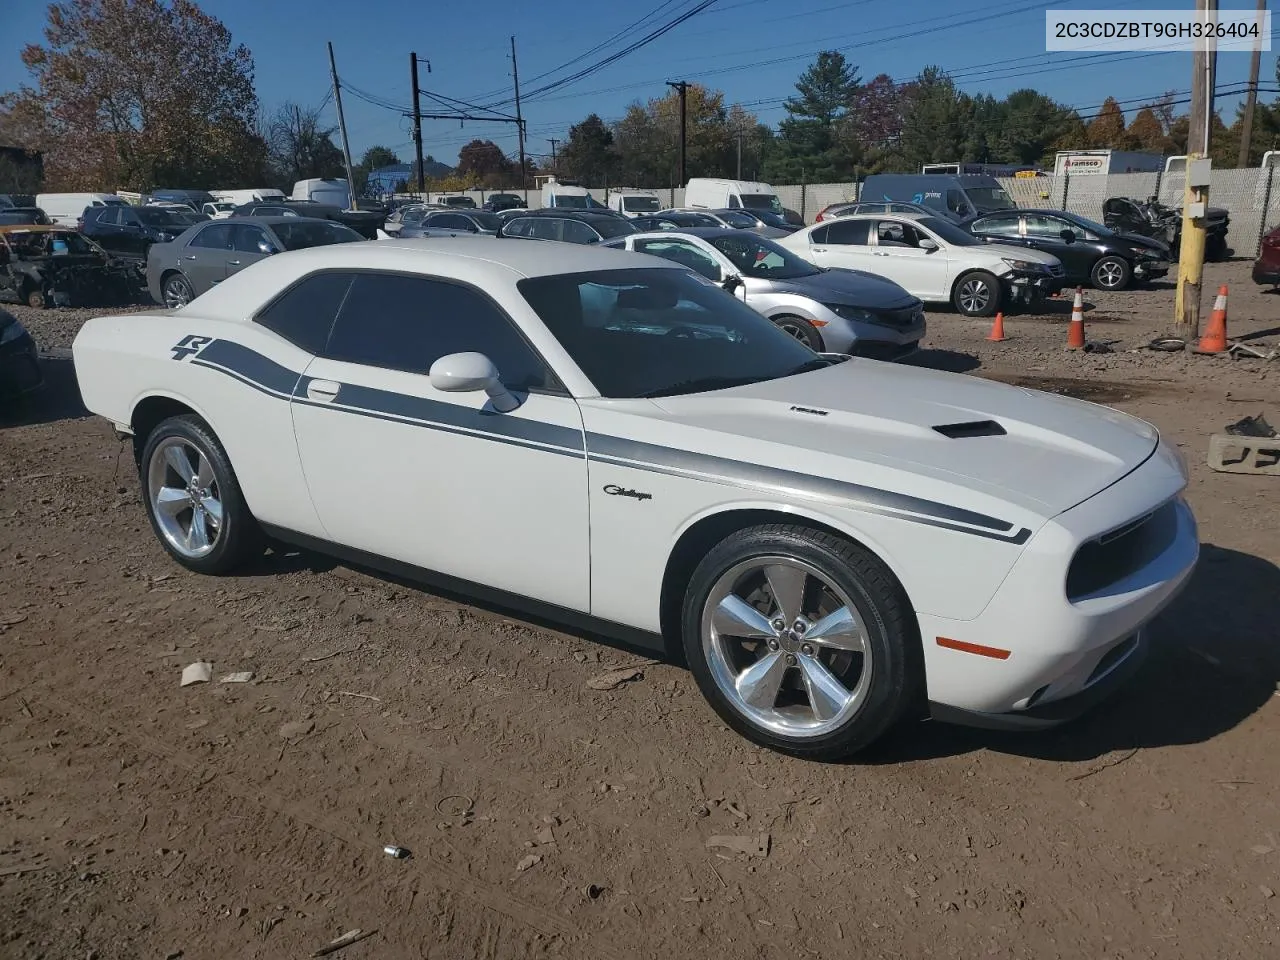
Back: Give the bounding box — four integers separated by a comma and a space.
1024, 214, 1067, 239
634, 239, 723, 282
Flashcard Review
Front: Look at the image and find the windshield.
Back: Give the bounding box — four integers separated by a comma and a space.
916, 216, 981, 246
667, 212, 719, 227
519, 268, 819, 398
965, 187, 1015, 213
741, 193, 783, 214
272, 221, 364, 250
621, 195, 661, 212
707, 233, 818, 279
716, 210, 759, 228
551, 194, 590, 209
471, 212, 502, 231
592, 217, 638, 239
136, 207, 189, 226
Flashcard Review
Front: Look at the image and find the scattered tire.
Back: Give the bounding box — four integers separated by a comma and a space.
140, 414, 262, 575
681, 523, 919, 760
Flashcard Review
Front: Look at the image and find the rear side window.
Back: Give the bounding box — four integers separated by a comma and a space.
254, 271, 353, 354
824, 219, 871, 245
503, 218, 533, 237
322, 273, 552, 390
232, 223, 269, 252
971, 214, 1020, 236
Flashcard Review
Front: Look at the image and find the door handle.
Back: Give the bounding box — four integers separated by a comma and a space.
305, 379, 341, 402
183, 255, 196, 260
811, 246, 827, 253
228, 259, 241, 265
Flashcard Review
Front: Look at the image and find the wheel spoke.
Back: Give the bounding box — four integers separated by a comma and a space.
193, 453, 214, 489
155, 486, 189, 518
713, 594, 776, 640
799, 656, 852, 722
763, 564, 808, 624
805, 606, 865, 653
736, 651, 788, 709
186, 508, 210, 551
200, 494, 223, 529
163, 445, 194, 483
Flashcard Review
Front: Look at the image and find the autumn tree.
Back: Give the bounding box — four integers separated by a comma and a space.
456, 139, 511, 187
557, 114, 617, 186
1086, 97, 1126, 148
3, 0, 265, 190
610, 84, 753, 186
268, 103, 343, 184
1124, 108, 1165, 152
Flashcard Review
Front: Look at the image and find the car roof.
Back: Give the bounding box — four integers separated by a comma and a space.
507, 209, 619, 221
824, 211, 931, 223
211, 216, 338, 226
626, 227, 739, 240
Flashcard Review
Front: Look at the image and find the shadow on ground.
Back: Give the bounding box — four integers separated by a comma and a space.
0, 357, 87, 429
901, 349, 980, 374
867, 543, 1280, 764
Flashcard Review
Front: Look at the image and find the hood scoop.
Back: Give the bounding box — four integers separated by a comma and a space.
932, 420, 1007, 439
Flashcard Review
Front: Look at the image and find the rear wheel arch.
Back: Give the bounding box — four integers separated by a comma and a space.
131, 395, 216, 465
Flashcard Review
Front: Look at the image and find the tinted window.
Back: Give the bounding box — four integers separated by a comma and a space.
428, 213, 473, 231
634, 239, 723, 281
232, 223, 270, 252
502, 218, 533, 237
1024, 214, 1067, 239
808, 224, 829, 243
709, 234, 818, 279
323, 273, 550, 390
272, 221, 363, 250
528, 219, 562, 241
971, 214, 1020, 235
96, 206, 123, 226
255, 271, 352, 354
190, 223, 233, 249
137, 207, 185, 227
562, 219, 598, 244
823, 219, 871, 245
470, 213, 502, 231
592, 217, 638, 239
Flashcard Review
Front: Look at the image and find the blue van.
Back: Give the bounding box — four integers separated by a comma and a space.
859, 174, 1016, 222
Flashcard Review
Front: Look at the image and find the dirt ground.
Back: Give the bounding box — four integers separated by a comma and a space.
2, 259, 1279, 960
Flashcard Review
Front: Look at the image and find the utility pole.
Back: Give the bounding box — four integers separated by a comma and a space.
1237, 0, 1266, 168
547, 138, 560, 173
511, 36, 527, 202
327, 41, 360, 210
736, 128, 743, 179
1173, 0, 1217, 341
667, 80, 689, 187
410, 53, 427, 195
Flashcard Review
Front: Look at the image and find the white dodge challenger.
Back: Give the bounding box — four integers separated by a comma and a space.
72, 238, 1199, 759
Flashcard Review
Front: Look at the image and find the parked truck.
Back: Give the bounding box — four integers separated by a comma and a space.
1053, 150, 1164, 177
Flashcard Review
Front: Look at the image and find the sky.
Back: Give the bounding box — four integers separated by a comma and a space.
2, 0, 1276, 168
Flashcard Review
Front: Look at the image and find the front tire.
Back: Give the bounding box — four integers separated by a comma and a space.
681, 524, 920, 760
140, 414, 261, 574
1090, 255, 1131, 290
772, 314, 824, 350
952, 271, 1000, 317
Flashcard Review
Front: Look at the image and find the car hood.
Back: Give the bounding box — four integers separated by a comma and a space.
644, 359, 1159, 520
768, 268, 917, 309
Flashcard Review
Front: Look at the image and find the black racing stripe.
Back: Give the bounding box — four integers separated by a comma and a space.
191, 358, 293, 399
586, 433, 1016, 533
198, 339, 301, 396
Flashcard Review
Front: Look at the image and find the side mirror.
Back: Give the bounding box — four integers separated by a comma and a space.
428, 352, 518, 412
1059, 229, 1076, 244
258, 241, 278, 255
721, 274, 743, 294
918, 237, 938, 252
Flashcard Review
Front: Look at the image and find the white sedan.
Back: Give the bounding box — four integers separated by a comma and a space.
779, 212, 1066, 317
72, 238, 1198, 759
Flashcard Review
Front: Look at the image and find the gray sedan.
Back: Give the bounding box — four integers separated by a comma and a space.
603, 228, 925, 360
398, 210, 503, 238
147, 216, 363, 307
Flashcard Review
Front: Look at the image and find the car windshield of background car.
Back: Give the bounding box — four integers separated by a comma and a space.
717, 210, 759, 228
518, 267, 819, 399
622, 195, 661, 212
273, 222, 364, 250
965, 187, 1016, 214
916, 217, 982, 246
552, 195, 590, 209
741, 194, 783, 214
708, 234, 818, 279
591, 217, 639, 239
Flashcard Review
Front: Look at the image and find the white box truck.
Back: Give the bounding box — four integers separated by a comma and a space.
1053, 150, 1163, 177
607, 189, 662, 217
685, 177, 783, 214
540, 177, 593, 209
291, 178, 351, 208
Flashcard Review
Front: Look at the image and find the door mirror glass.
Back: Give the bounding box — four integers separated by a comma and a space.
428, 351, 518, 412
258, 240, 278, 255
918, 237, 938, 252
1059, 229, 1076, 243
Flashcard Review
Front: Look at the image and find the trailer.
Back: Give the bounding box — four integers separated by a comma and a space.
1053, 150, 1164, 177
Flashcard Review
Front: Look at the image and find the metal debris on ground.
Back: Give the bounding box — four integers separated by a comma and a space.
434, 795, 475, 818
311, 929, 376, 957
705, 834, 771, 858
382, 845, 412, 859
585, 666, 646, 690
515, 853, 543, 872
1224, 413, 1276, 438
218, 671, 254, 684
179, 662, 212, 687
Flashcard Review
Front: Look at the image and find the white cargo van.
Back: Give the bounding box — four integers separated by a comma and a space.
608, 189, 662, 217
214, 188, 286, 206
684, 178, 783, 215
291, 178, 351, 208
540, 177, 592, 209
36, 192, 128, 226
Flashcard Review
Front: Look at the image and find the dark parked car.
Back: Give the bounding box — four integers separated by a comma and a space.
483, 193, 527, 212
1102, 196, 1230, 261
0, 207, 52, 226
1252, 224, 1280, 286
967, 209, 1171, 290
150, 188, 216, 211
230, 200, 384, 239
81, 204, 194, 260
399, 210, 503, 238
631, 210, 723, 231
723, 207, 801, 233
705, 209, 793, 237
497, 209, 638, 244
0, 306, 43, 399
148, 217, 364, 307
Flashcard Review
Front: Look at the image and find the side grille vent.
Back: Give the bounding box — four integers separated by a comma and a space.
932, 420, 1007, 439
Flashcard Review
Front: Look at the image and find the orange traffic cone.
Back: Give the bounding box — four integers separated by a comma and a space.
1195, 284, 1229, 355
985, 311, 1007, 341
1066, 287, 1085, 350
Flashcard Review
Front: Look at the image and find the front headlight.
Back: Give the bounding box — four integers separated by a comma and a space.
1002, 257, 1046, 273
1130, 246, 1156, 257
0, 321, 28, 346
821, 302, 876, 323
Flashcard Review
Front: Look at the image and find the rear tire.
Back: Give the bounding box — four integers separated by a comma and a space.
161, 272, 194, 308
952, 271, 1000, 318
681, 523, 920, 759
771, 314, 824, 350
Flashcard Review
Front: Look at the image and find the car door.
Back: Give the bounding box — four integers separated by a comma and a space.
179, 222, 235, 294
227, 223, 273, 280
1022, 213, 1090, 279
289, 271, 590, 611
90, 206, 127, 255
806, 217, 876, 273
867, 219, 950, 301
968, 212, 1024, 247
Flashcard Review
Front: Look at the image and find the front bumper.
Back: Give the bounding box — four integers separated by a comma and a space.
919, 444, 1198, 724
1133, 258, 1170, 281
824, 308, 925, 360
1004, 269, 1063, 303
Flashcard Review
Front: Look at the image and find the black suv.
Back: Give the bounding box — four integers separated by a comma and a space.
497, 209, 637, 244
230, 200, 384, 239
483, 193, 527, 213
80, 204, 194, 260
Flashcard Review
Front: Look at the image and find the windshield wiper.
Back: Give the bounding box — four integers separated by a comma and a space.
640, 375, 768, 398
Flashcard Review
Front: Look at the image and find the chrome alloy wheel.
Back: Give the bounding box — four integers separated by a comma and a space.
957, 276, 991, 314
162, 276, 192, 308
700, 556, 872, 737
147, 438, 223, 559
1095, 260, 1125, 288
